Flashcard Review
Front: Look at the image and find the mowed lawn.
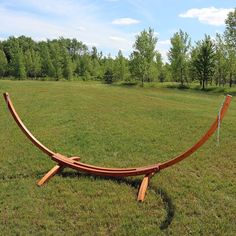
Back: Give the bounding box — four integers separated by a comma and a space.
0, 80, 235, 235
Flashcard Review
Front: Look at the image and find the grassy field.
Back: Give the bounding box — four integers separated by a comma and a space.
0, 80, 235, 235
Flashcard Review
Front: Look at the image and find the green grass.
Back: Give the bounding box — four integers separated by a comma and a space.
0, 80, 235, 235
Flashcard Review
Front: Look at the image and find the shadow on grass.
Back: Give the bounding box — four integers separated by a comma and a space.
192, 86, 225, 92
120, 81, 138, 87
103, 81, 139, 88
155, 187, 175, 230
59, 171, 175, 230
166, 84, 190, 90
192, 85, 236, 95
0, 170, 175, 230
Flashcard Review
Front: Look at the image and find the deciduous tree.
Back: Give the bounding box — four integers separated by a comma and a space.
224, 8, 236, 87
113, 50, 130, 81
0, 49, 8, 77
168, 30, 191, 86
130, 28, 158, 86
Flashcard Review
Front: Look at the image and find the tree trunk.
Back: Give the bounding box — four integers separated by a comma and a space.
180, 67, 183, 86
229, 72, 232, 88
202, 79, 205, 90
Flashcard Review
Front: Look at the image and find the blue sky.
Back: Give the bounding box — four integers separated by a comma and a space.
0, 0, 235, 61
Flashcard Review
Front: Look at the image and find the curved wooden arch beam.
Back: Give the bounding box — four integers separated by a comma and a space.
3, 92, 160, 177
159, 95, 232, 170
3, 92, 55, 157
3, 92, 232, 202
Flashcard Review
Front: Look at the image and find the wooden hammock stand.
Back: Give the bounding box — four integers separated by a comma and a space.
3, 92, 232, 201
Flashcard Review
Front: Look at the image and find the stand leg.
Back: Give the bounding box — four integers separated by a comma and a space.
37, 156, 81, 186
37, 165, 63, 186
137, 173, 154, 202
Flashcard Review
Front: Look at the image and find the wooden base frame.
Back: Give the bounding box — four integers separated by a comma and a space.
3, 92, 232, 202
37, 156, 81, 186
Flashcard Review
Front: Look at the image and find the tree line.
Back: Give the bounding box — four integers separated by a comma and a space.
0, 8, 235, 89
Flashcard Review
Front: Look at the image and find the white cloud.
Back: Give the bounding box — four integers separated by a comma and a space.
179, 7, 234, 26
108, 36, 133, 55
112, 17, 140, 25
158, 40, 170, 45
157, 40, 171, 63
85, 42, 99, 47
0, 6, 66, 38
109, 36, 127, 42
0, 0, 135, 56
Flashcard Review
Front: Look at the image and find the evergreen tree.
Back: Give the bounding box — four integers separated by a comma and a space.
103, 68, 114, 84
91, 46, 98, 60
191, 35, 216, 89
102, 55, 114, 83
